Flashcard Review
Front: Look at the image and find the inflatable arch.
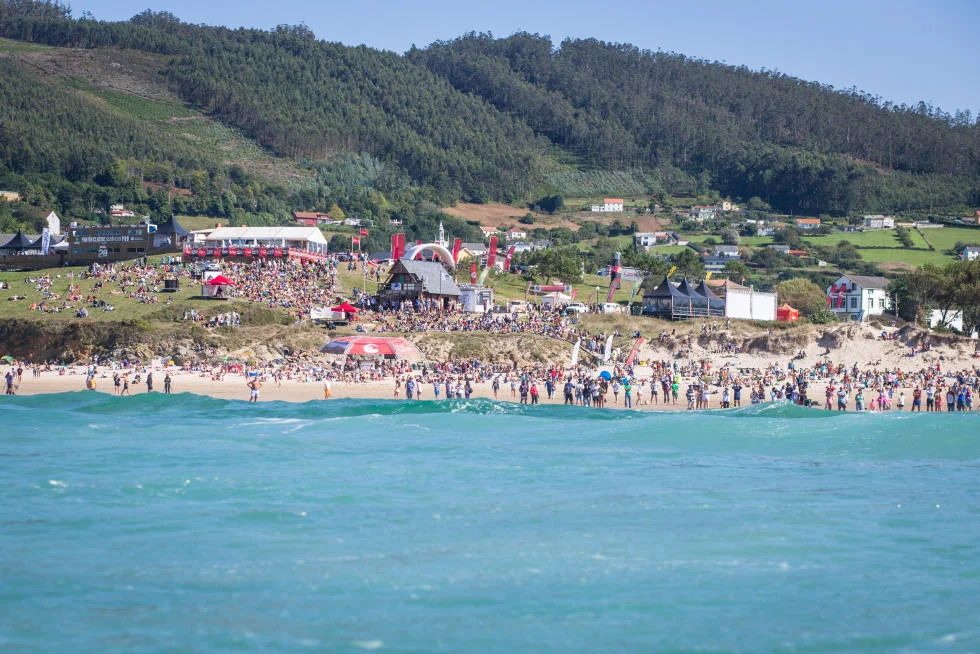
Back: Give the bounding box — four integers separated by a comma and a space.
404, 242, 456, 265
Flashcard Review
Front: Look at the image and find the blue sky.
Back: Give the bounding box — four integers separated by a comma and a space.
77, 0, 979, 117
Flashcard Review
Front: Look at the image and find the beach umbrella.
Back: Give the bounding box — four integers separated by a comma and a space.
598, 370, 612, 381
1, 355, 15, 363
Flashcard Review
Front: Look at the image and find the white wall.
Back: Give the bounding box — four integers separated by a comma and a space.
725, 288, 776, 321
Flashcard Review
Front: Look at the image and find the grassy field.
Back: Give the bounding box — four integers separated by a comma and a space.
0, 264, 220, 323
0, 37, 52, 53
915, 227, 980, 253
854, 249, 951, 266
804, 230, 921, 248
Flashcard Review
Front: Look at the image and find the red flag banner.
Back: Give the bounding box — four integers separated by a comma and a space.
244, 247, 252, 257
182, 245, 192, 256
503, 246, 516, 272
470, 262, 478, 284
273, 247, 283, 257
625, 338, 647, 367
360, 228, 369, 237
487, 236, 498, 268
197, 248, 206, 257
258, 247, 268, 257
452, 238, 462, 263
351, 237, 360, 246
390, 233, 399, 259
398, 233, 406, 259
228, 246, 237, 257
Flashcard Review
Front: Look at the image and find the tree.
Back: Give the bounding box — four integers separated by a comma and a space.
670, 248, 705, 279
776, 278, 827, 317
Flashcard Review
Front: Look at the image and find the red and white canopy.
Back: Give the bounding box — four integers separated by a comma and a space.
320, 336, 422, 358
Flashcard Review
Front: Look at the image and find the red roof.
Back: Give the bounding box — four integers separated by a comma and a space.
604, 198, 623, 204
796, 218, 821, 224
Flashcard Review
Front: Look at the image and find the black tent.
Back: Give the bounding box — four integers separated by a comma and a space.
695, 280, 726, 316
677, 278, 710, 316
642, 275, 694, 319
0, 231, 33, 251
156, 215, 191, 238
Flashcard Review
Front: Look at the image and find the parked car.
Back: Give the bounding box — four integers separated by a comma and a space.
565, 302, 588, 313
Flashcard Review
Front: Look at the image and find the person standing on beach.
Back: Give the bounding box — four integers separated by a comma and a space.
911, 386, 921, 411
323, 378, 331, 399
623, 378, 633, 409
5, 370, 15, 395
492, 377, 500, 399
145, 372, 153, 393
247, 378, 262, 402
405, 377, 415, 400
164, 373, 172, 394
121, 376, 130, 396
113, 373, 121, 395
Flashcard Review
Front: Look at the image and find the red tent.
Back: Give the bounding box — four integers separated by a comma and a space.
204, 275, 235, 286
331, 301, 359, 313
776, 303, 800, 322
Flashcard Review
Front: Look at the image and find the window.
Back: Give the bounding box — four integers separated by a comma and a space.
879, 298, 885, 308
849, 297, 858, 309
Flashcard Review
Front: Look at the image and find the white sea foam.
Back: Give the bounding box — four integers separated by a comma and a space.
352, 640, 384, 650
48, 480, 67, 487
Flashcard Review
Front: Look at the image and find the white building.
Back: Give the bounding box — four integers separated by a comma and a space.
827, 274, 891, 320
506, 229, 527, 241
961, 246, 980, 261
713, 245, 740, 258
44, 211, 61, 236
863, 215, 895, 230
634, 232, 658, 248
590, 198, 624, 213
203, 226, 329, 253
689, 205, 717, 221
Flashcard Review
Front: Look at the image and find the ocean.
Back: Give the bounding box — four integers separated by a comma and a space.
1, 393, 979, 651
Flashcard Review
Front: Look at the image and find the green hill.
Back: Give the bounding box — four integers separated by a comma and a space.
0, 1, 978, 238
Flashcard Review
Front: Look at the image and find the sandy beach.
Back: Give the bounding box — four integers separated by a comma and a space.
9, 321, 978, 411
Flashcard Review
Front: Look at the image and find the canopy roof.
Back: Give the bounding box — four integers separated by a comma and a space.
331, 301, 359, 313
156, 215, 191, 237
676, 278, 708, 307
320, 336, 423, 358
643, 275, 690, 300
204, 275, 235, 286
695, 280, 726, 309
0, 231, 33, 250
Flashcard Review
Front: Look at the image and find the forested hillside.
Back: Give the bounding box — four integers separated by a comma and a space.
0, 0, 978, 227
413, 33, 980, 214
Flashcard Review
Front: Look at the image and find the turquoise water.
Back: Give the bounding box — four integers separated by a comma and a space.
2, 394, 979, 651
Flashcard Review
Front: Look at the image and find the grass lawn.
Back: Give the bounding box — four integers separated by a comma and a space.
916, 227, 980, 253
855, 249, 952, 266
0, 263, 222, 323
804, 230, 912, 248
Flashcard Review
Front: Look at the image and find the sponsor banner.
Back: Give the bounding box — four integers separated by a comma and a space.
503, 246, 516, 271
452, 238, 462, 263
183, 246, 192, 256
197, 248, 206, 257
487, 236, 498, 268
625, 338, 646, 366
258, 247, 268, 257
391, 233, 399, 260
360, 228, 369, 237
228, 246, 237, 257
243, 247, 252, 257
274, 246, 283, 257
470, 262, 478, 284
